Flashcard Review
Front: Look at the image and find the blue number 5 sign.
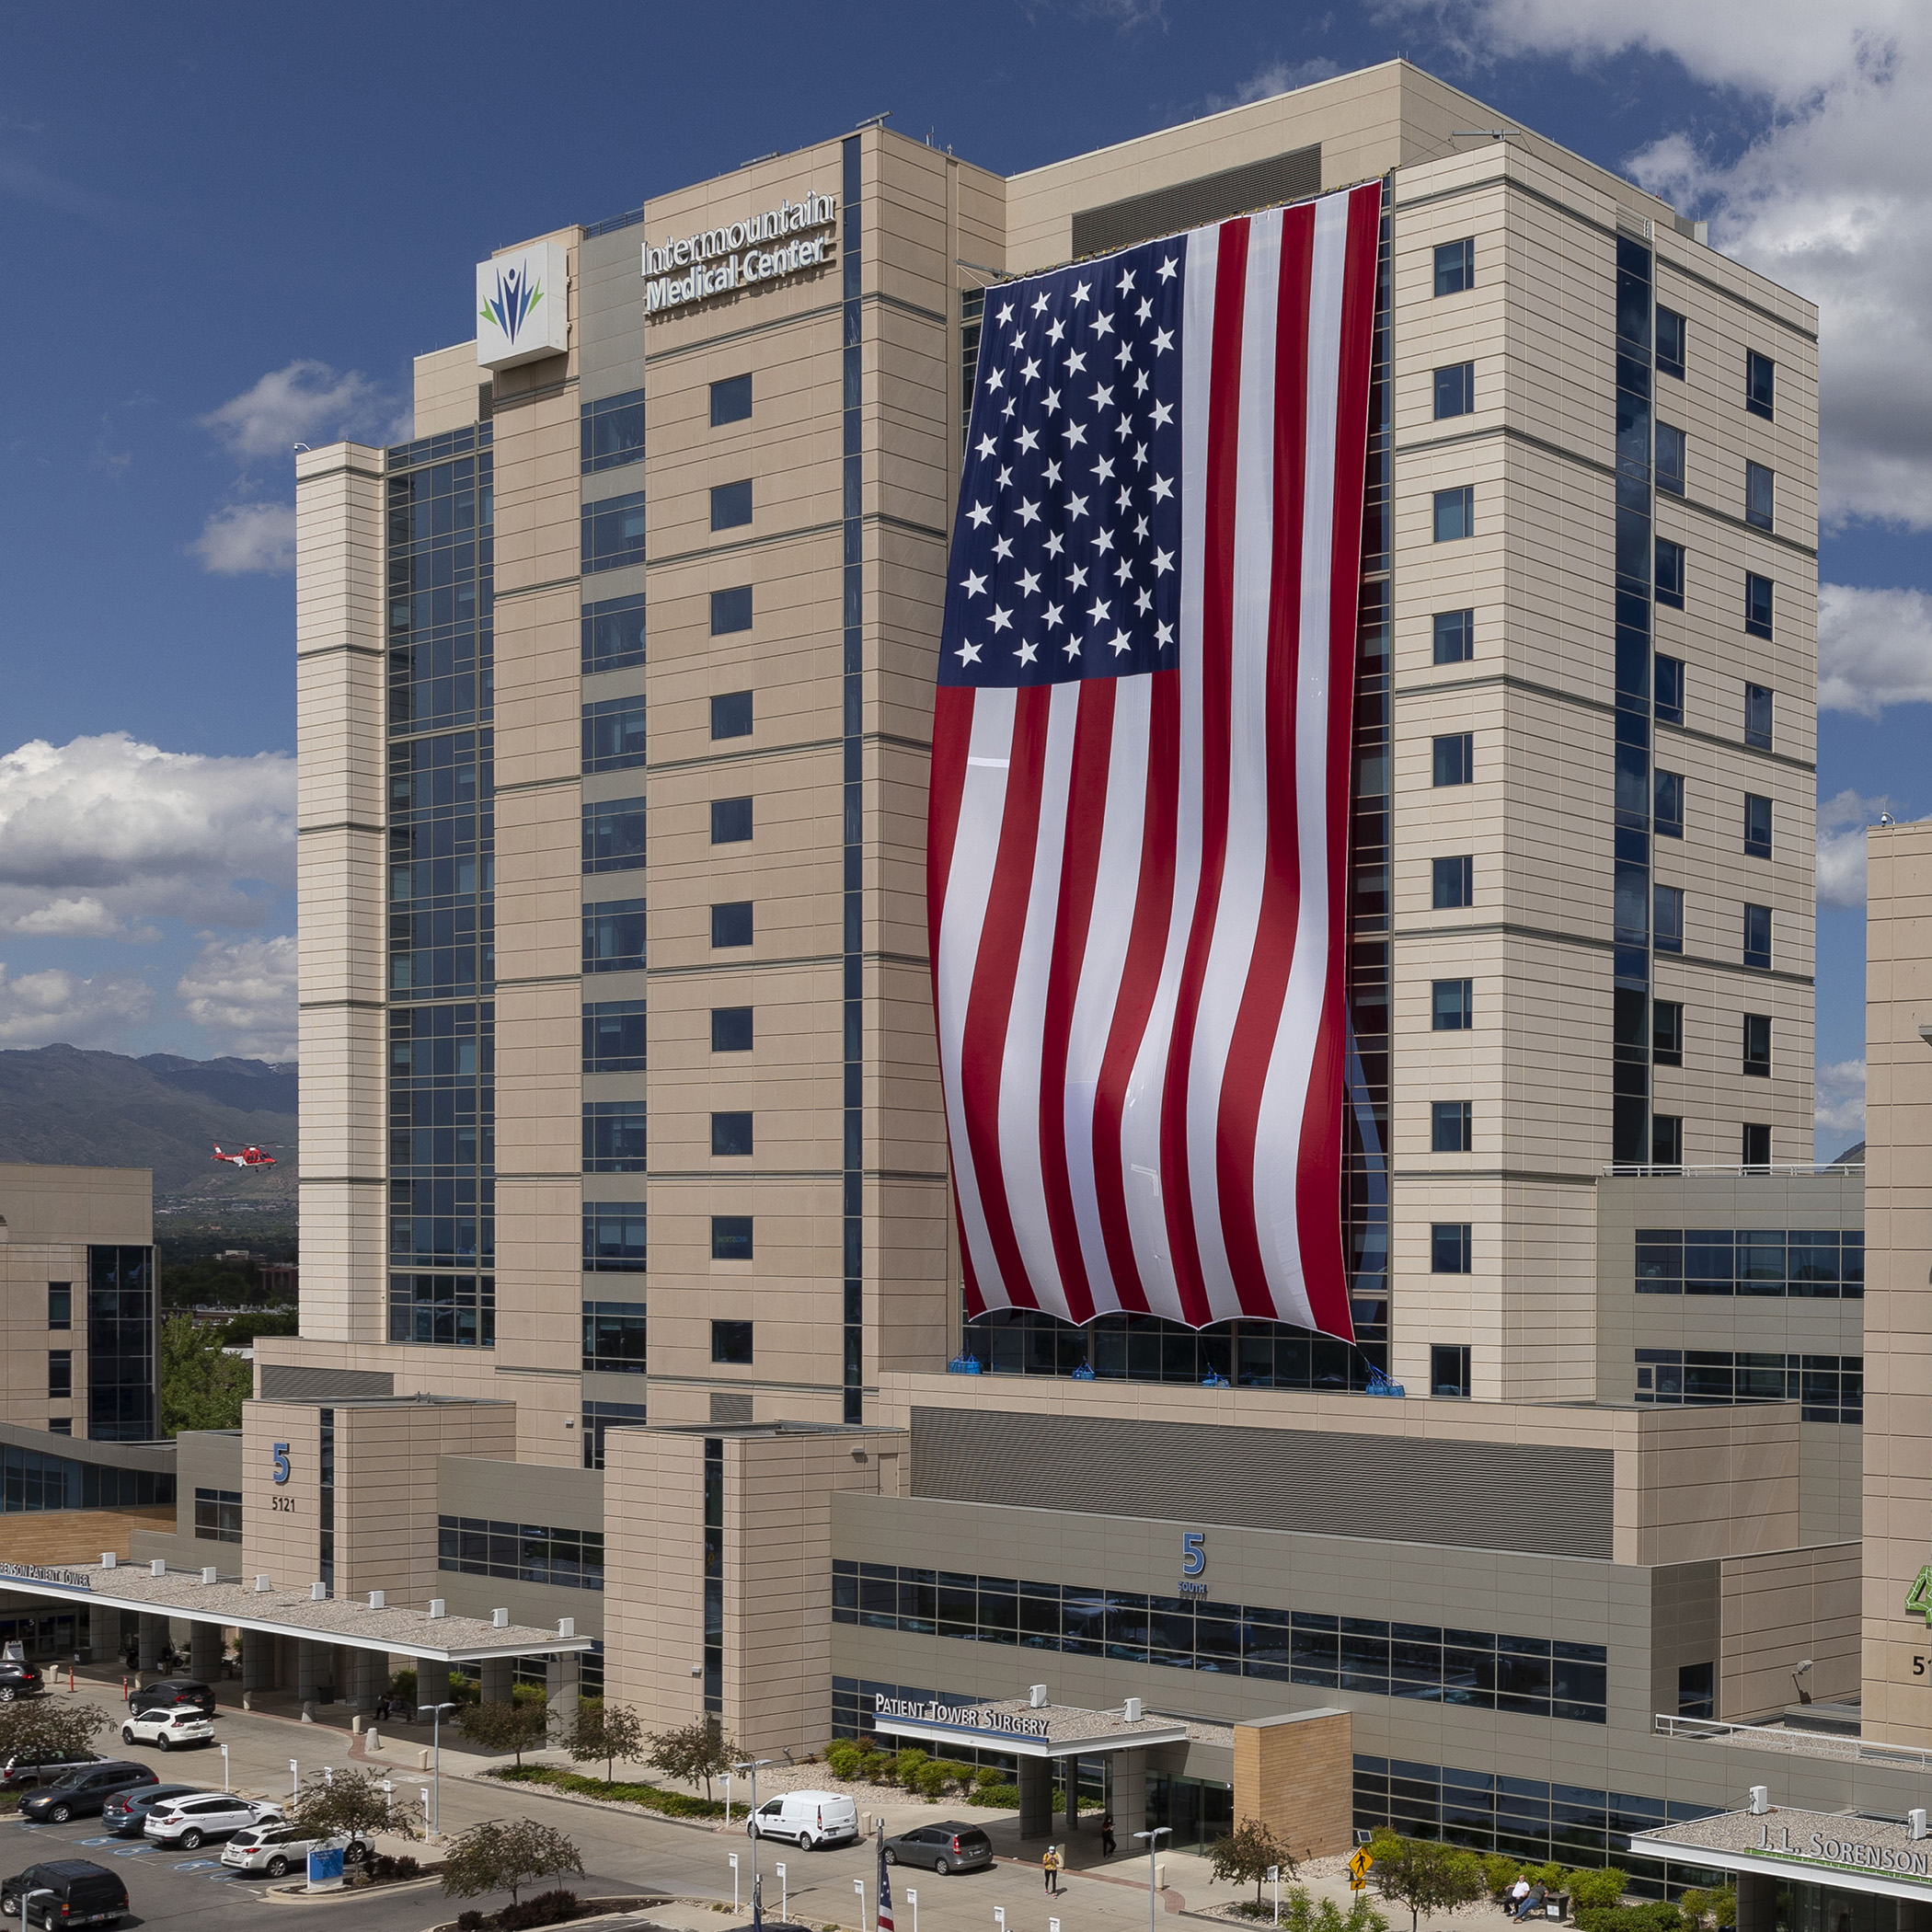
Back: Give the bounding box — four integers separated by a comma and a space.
271, 1443, 291, 1486
1181, 1532, 1206, 1578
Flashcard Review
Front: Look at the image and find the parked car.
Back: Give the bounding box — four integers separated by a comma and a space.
121, 1707, 214, 1752
101, 1783, 201, 1837
881, 1823, 995, 1874
0, 1754, 103, 1793
142, 1791, 281, 1848
20, 1764, 157, 1823
745, 1790, 860, 1850
0, 1859, 129, 1927
221, 1824, 369, 1880
0, 1663, 42, 1704
126, 1679, 214, 1718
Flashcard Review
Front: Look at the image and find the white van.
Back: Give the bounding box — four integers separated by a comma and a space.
746, 1789, 860, 1849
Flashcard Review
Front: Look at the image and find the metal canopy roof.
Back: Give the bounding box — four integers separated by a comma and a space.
1631, 1810, 1932, 1902
870, 1696, 1190, 1760
0, 1561, 591, 1664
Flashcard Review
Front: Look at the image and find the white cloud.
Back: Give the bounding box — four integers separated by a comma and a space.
1816, 787, 1896, 907
0, 733, 294, 936
198, 359, 387, 464
1208, 56, 1342, 110
188, 501, 297, 575
176, 934, 297, 1061
0, 962, 152, 1048
1816, 1056, 1867, 1146
1386, 2, 1932, 528
1817, 581, 1932, 715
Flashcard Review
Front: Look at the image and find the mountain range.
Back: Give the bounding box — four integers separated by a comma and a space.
0, 1044, 298, 1206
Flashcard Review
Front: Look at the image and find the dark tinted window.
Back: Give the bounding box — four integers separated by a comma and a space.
1653, 884, 1684, 954
1653, 1001, 1684, 1065
582, 592, 646, 674
1746, 350, 1775, 420
1744, 793, 1772, 857
47, 1284, 69, 1330
1744, 682, 1773, 749
1654, 654, 1685, 726
710, 690, 752, 740
1743, 903, 1772, 970
1656, 307, 1685, 379
712, 1216, 753, 1261
1433, 239, 1474, 295
1432, 362, 1474, 420
582, 696, 647, 772
711, 1319, 754, 1364
1432, 734, 1473, 787
1432, 856, 1473, 909
711, 902, 753, 948
1432, 1224, 1472, 1274
1432, 609, 1473, 664
1743, 1014, 1772, 1076
1654, 769, 1683, 838
581, 390, 645, 473
711, 480, 753, 531
1745, 575, 1774, 640
1432, 487, 1473, 542
1746, 461, 1774, 531
711, 1111, 753, 1156
581, 490, 648, 574
1655, 423, 1685, 497
710, 797, 753, 844
582, 799, 647, 873
1432, 1100, 1472, 1154
1654, 537, 1685, 608
710, 374, 753, 426
583, 898, 648, 974
710, 586, 753, 635
711, 1006, 753, 1052
1432, 979, 1472, 1031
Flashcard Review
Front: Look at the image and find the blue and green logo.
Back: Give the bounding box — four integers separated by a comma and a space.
481, 263, 545, 344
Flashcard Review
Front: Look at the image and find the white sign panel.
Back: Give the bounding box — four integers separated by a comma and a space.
477, 240, 569, 370
642, 190, 837, 318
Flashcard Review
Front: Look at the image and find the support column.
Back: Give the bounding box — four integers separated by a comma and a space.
1065, 1754, 1080, 1834
137, 1616, 162, 1672
296, 1640, 323, 1703
242, 1630, 271, 1695
417, 1663, 452, 1717
1112, 1751, 1146, 1843
480, 1659, 513, 1704
189, 1624, 222, 1683
349, 1650, 383, 1708
1018, 1756, 1052, 1840
1735, 1875, 1777, 1932
545, 1656, 580, 1739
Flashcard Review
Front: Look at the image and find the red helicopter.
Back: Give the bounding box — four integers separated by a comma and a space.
211, 1143, 279, 1168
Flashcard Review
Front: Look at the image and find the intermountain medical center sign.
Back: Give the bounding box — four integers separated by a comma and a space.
643, 189, 837, 316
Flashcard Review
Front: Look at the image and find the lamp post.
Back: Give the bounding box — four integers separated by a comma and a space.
19, 1887, 52, 1932
732, 1757, 777, 1930
425, 1702, 457, 1840
1133, 1825, 1172, 1932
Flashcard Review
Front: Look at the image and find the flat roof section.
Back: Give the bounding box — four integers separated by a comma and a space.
871, 1694, 1191, 1760
0, 1561, 591, 1663
1632, 1809, 1932, 1900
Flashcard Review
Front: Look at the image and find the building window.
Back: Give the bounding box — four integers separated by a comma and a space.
1432, 734, 1473, 788
47, 1352, 72, 1401
581, 490, 648, 574
710, 586, 753, 635
711, 901, 753, 949
703, 1438, 723, 1714
86, 1247, 155, 1442
711, 1111, 753, 1156
582, 696, 647, 773
712, 1215, 753, 1261
1638, 1349, 1860, 1424
709, 694, 753, 743
1745, 575, 1775, 641
1432, 239, 1474, 296
1432, 362, 1474, 420
582, 799, 647, 873
582, 1204, 647, 1274
710, 374, 753, 426
387, 1273, 495, 1347
1745, 350, 1776, 420
1432, 487, 1474, 542
710, 480, 753, 532
438, 1515, 604, 1591
1743, 903, 1772, 971
1743, 793, 1772, 858
1678, 1662, 1716, 1719
47, 1420, 71, 1438
1654, 538, 1685, 609
1432, 855, 1474, 911
1432, 979, 1473, 1031
1653, 884, 1684, 954
1743, 1013, 1772, 1077
1432, 1101, 1473, 1154
1656, 423, 1685, 497
710, 797, 753, 844
581, 390, 645, 473
1653, 1001, 1684, 1066
1745, 461, 1775, 531
1656, 306, 1685, 380
1430, 1345, 1471, 1399
581, 592, 647, 674
193, 1489, 243, 1544
1650, 1116, 1683, 1167
1431, 1224, 1472, 1274
1432, 609, 1473, 664
582, 1400, 649, 1472
1654, 769, 1684, 838
711, 1006, 753, 1052
1744, 682, 1773, 750
1742, 1123, 1772, 1171
583, 898, 648, 974
1636, 1227, 1864, 1298
581, 1302, 647, 1374
583, 1100, 649, 1173
46, 1284, 70, 1331
582, 1001, 647, 1074
711, 1319, 754, 1365
1655, 654, 1685, 727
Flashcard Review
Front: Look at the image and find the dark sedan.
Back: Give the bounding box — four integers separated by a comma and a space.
881, 1823, 995, 1874
100, 1781, 201, 1837
20, 1763, 156, 1823
126, 1679, 214, 1717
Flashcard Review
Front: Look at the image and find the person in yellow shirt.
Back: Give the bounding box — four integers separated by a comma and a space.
1043, 1846, 1062, 1895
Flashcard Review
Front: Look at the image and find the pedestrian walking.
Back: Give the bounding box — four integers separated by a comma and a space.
1101, 1811, 1117, 1857
1043, 1846, 1062, 1894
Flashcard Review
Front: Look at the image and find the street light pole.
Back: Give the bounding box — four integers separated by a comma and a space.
732, 1755, 776, 1930
427, 1702, 457, 1840
1133, 1825, 1172, 1932
20, 1886, 52, 1932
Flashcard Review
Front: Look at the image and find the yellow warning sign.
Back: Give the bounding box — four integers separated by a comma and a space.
1348, 1849, 1374, 1889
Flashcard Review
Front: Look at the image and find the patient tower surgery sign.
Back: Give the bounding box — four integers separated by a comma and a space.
643, 188, 837, 316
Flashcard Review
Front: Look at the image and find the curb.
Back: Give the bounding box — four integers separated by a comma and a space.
420, 1899, 662, 1932
264, 1871, 446, 1906
447, 1772, 727, 1837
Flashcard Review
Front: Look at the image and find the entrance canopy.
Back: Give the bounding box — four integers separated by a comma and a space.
870, 1694, 1189, 1760
0, 1559, 591, 1665
1632, 1810, 1932, 1903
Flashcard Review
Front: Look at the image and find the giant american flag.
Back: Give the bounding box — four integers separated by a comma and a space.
926, 181, 1382, 1339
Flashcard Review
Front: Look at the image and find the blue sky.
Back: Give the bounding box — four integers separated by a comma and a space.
1, 1, 1926, 1154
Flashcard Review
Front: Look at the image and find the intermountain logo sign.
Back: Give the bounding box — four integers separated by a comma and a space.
481, 262, 544, 346
643, 190, 837, 317
477, 240, 570, 371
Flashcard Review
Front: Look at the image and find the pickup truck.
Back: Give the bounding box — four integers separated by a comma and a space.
0, 1753, 104, 1792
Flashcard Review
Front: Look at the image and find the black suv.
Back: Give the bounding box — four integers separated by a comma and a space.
21, 1764, 157, 1823
0, 1662, 42, 1704
0, 1860, 130, 1927
126, 1679, 213, 1717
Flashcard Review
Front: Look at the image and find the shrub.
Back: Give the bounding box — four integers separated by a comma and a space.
390, 1668, 418, 1708
890, 1748, 930, 1788
485, 1764, 725, 1819
1679, 1890, 1736, 1931
1482, 1857, 1523, 1895
499, 1890, 581, 1929
1566, 1869, 1629, 1911
973, 1766, 1006, 1790
457, 1915, 487, 1932
940, 1759, 975, 1791
968, 1781, 1018, 1808
825, 1741, 865, 1780
914, 1761, 950, 1800
1575, 1904, 1684, 1932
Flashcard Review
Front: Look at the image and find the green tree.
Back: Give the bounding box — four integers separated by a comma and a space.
0, 1700, 105, 1778
1678, 1889, 1736, 1930
644, 1717, 738, 1800
457, 1698, 549, 1767
441, 1818, 583, 1907
1209, 1819, 1298, 1905
289, 1765, 411, 1843
1567, 1870, 1631, 1912
567, 1698, 647, 1784
158, 1314, 253, 1434
1365, 1832, 1489, 1932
